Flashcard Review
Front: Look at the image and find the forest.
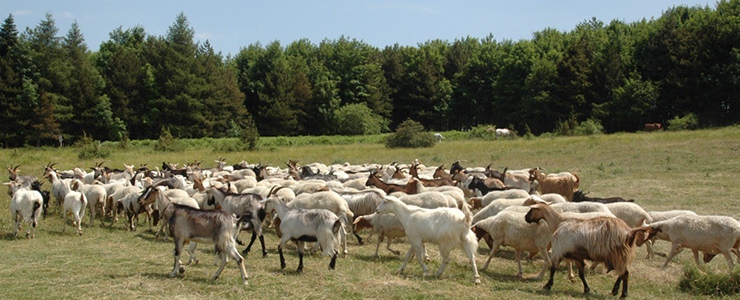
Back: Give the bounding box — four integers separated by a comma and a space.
0, 1, 738, 147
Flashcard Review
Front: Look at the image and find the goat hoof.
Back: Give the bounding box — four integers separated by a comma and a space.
179, 267, 185, 274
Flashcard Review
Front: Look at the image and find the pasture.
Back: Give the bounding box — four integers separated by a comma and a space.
1, 127, 739, 299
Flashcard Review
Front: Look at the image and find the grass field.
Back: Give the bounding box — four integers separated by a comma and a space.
1, 127, 739, 299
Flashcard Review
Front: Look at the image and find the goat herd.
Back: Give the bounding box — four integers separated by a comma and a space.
5, 159, 740, 298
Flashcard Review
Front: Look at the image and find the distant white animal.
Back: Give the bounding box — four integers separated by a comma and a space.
495, 128, 512, 139
434, 133, 445, 142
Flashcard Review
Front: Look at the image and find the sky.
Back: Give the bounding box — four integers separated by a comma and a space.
2, 0, 715, 57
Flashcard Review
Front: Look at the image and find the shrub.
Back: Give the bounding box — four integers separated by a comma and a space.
678, 263, 740, 296
385, 119, 435, 148
240, 116, 260, 151
556, 115, 604, 136
573, 118, 605, 136
154, 127, 183, 152
75, 133, 110, 159
335, 103, 390, 135
667, 113, 699, 131
467, 124, 497, 140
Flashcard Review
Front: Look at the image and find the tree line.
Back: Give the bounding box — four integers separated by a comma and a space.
1, 1, 738, 148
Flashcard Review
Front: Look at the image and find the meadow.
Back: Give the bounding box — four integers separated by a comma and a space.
1, 127, 739, 299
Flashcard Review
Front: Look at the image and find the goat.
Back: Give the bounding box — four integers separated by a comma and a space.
5, 181, 43, 238
525, 203, 649, 298
62, 190, 87, 235
30, 180, 51, 218
409, 161, 456, 187
644, 214, 740, 270
7, 164, 38, 187
43, 163, 72, 213
206, 186, 267, 257
261, 189, 342, 273
467, 175, 512, 196
644, 123, 663, 132
572, 190, 635, 203
365, 170, 419, 195
376, 195, 481, 284
528, 168, 580, 201
352, 212, 408, 258
495, 128, 513, 139
138, 184, 249, 284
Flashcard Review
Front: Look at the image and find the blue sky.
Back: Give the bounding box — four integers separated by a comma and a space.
2, 0, 713, 57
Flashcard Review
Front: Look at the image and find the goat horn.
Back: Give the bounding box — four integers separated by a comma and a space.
14, 164, 21, 170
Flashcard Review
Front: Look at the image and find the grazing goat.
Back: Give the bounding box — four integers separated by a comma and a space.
261, 192, 342, 273
525, 203, 648, 298
467, 175, 510, 196
644, 123, 663, 132
572, 190, 635, 203
138, 185, 249, 285
376, 195, 481, 284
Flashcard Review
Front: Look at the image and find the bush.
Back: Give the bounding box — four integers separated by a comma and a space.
335, 103, 390, 135
555, 115, 604, 136
573, 118, 605, 136
467, 124, 497, 140
667, 113, 699, 131
154, 127, 183, 152
386, 119, 436, 148
679, 263, 740, 296
75, 133, 110, 159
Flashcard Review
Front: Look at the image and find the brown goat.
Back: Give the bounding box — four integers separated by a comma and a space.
365, 170, 419, 194
525, 203, 649, 298
528, 168, 579, 201
139, 186, 249, 285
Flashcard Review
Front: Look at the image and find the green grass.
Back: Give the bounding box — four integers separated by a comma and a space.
1, 127, 740, 299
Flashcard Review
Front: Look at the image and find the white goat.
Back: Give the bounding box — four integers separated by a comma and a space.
261, 195, 342, 273
352, 212, 410, 258
71, 180, 107, 227
644, 214, 740, 270
63, 190, 87, 235
376, 195, 481, 284
473, 210, 552, 279
5, 182, 43, 238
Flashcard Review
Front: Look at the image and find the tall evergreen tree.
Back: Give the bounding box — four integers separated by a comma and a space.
24, 13, 69, 146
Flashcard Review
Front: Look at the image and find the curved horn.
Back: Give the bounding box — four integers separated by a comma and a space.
13, 164, 21, 170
